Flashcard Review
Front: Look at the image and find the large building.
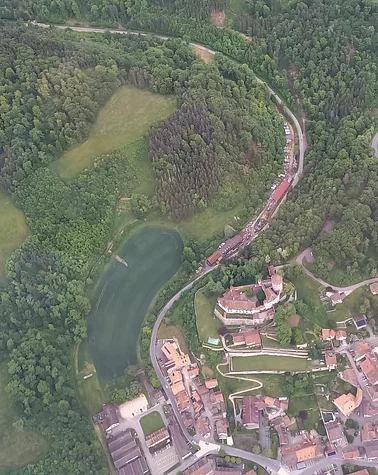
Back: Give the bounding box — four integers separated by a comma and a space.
216, 274, 283, 324
107, 430, 149, 475
242, 396, 264, 429
333, 388, 363, 417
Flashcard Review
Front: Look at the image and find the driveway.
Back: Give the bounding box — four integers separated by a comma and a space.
259, 411, 270, 450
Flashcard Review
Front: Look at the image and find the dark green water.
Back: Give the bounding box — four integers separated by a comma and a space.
87, 226, 183, 379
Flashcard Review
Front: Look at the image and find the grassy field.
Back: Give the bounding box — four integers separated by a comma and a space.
157, 324, 189, 354
77, 340, 107, 415
290, 274, 328, 328
139, 411, 165, 436
331, 286, 367, 322
231, 355, 312, 372
0, 187, 29, 285
51, 86, 177, 180
216, 364, 285, 402
0, 362, 48, 475
88, 226, 183, 380
194, 288, 223, 343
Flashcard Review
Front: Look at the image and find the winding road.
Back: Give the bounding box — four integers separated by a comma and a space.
296, 247, 378, 293
32, 21, 307, 475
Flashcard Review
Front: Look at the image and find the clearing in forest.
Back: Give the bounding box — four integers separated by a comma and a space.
51, 86, 177, 180
210, 10, 226, 27
0, 363, 49, 474
0, 187, 29, 285
191, 46, 215, 64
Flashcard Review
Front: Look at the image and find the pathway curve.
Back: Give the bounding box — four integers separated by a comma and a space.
296, 247, 378, 293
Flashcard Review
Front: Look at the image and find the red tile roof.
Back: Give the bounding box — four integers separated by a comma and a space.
272, 180, 290, 202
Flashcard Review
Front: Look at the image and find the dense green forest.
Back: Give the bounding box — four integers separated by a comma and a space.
149, 61, 283, 219
4, 0, 378, 282
0, 21, 282, 473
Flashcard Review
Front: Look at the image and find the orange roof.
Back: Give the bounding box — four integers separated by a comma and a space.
271, 273, 283, 285
161, 341, 179, 359
205, 378, 218, 389
214, 391, 224, 403
169, 371, 182, 384
361, 357, 375, 375
244, 330, 261, 346
335, 330, 347, 340
322, 328, 336, 340
296, 444, 319, 462
333, 390, 362, 417
265, 396, 276, 406
188, 367, 199, 378
325, 351, 337, 367
362, 422, 377, 442
348, 471, 369, 475
342, 446, 360, 459
207, 250, 222, 265
171, 380, 185, 395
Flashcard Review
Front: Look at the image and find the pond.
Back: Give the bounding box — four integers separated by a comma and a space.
87, 226, 183, 380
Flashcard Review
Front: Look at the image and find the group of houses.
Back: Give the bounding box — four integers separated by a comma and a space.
160, 340, 229, 442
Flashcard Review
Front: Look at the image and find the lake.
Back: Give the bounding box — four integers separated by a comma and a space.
87, 226, 183, 379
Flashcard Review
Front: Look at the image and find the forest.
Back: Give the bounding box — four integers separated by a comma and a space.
0, 21, 283, 474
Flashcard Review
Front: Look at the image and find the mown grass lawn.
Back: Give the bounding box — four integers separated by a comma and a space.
139, 411, 165, 436
290, 273, 328, 328
0, 187, 29, 285
0, 362, 49, 475
51, 86, 177, 180
231, 355, 312, 372
194, 288, 223, 343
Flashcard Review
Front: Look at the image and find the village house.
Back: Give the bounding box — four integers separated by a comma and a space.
324, 421, 344, 446
366, 385, 378, 402
347, 471, 370, 475
196, 417, 211, 439
93, 404, 120, 434
205, 378, 218, 390
335, 330, 347, 341
333, 388, 363, 417
145, 427, 170, 450
353, 341, 370, 361
362, 422, 377, 442
215, 418, 229, 440
360, 352, 378, 385
364, 402, 378, 417
353, 314, 367, 329
321, 329, 336, 341
365, 442, 378, 461
342, 446, 362, 460
281, 439, 323, 469
183, 457, 215, 475
339, 368, 359, 388
230, 329, 262, 347
324, 350, 337, 370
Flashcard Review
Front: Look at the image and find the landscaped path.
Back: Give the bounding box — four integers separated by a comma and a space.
296, 247, 378, 293
31, 21, 304, 475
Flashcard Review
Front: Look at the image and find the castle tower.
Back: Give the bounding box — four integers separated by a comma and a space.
271, 273, 283, 294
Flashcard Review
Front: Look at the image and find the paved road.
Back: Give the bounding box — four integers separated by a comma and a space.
372, 132, 378, 158
296, 247, 378, 293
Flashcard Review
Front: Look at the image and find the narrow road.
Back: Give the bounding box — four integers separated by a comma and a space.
296, 248, 378, 293
371, 131, 378, 158
31, 21, 304, 474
